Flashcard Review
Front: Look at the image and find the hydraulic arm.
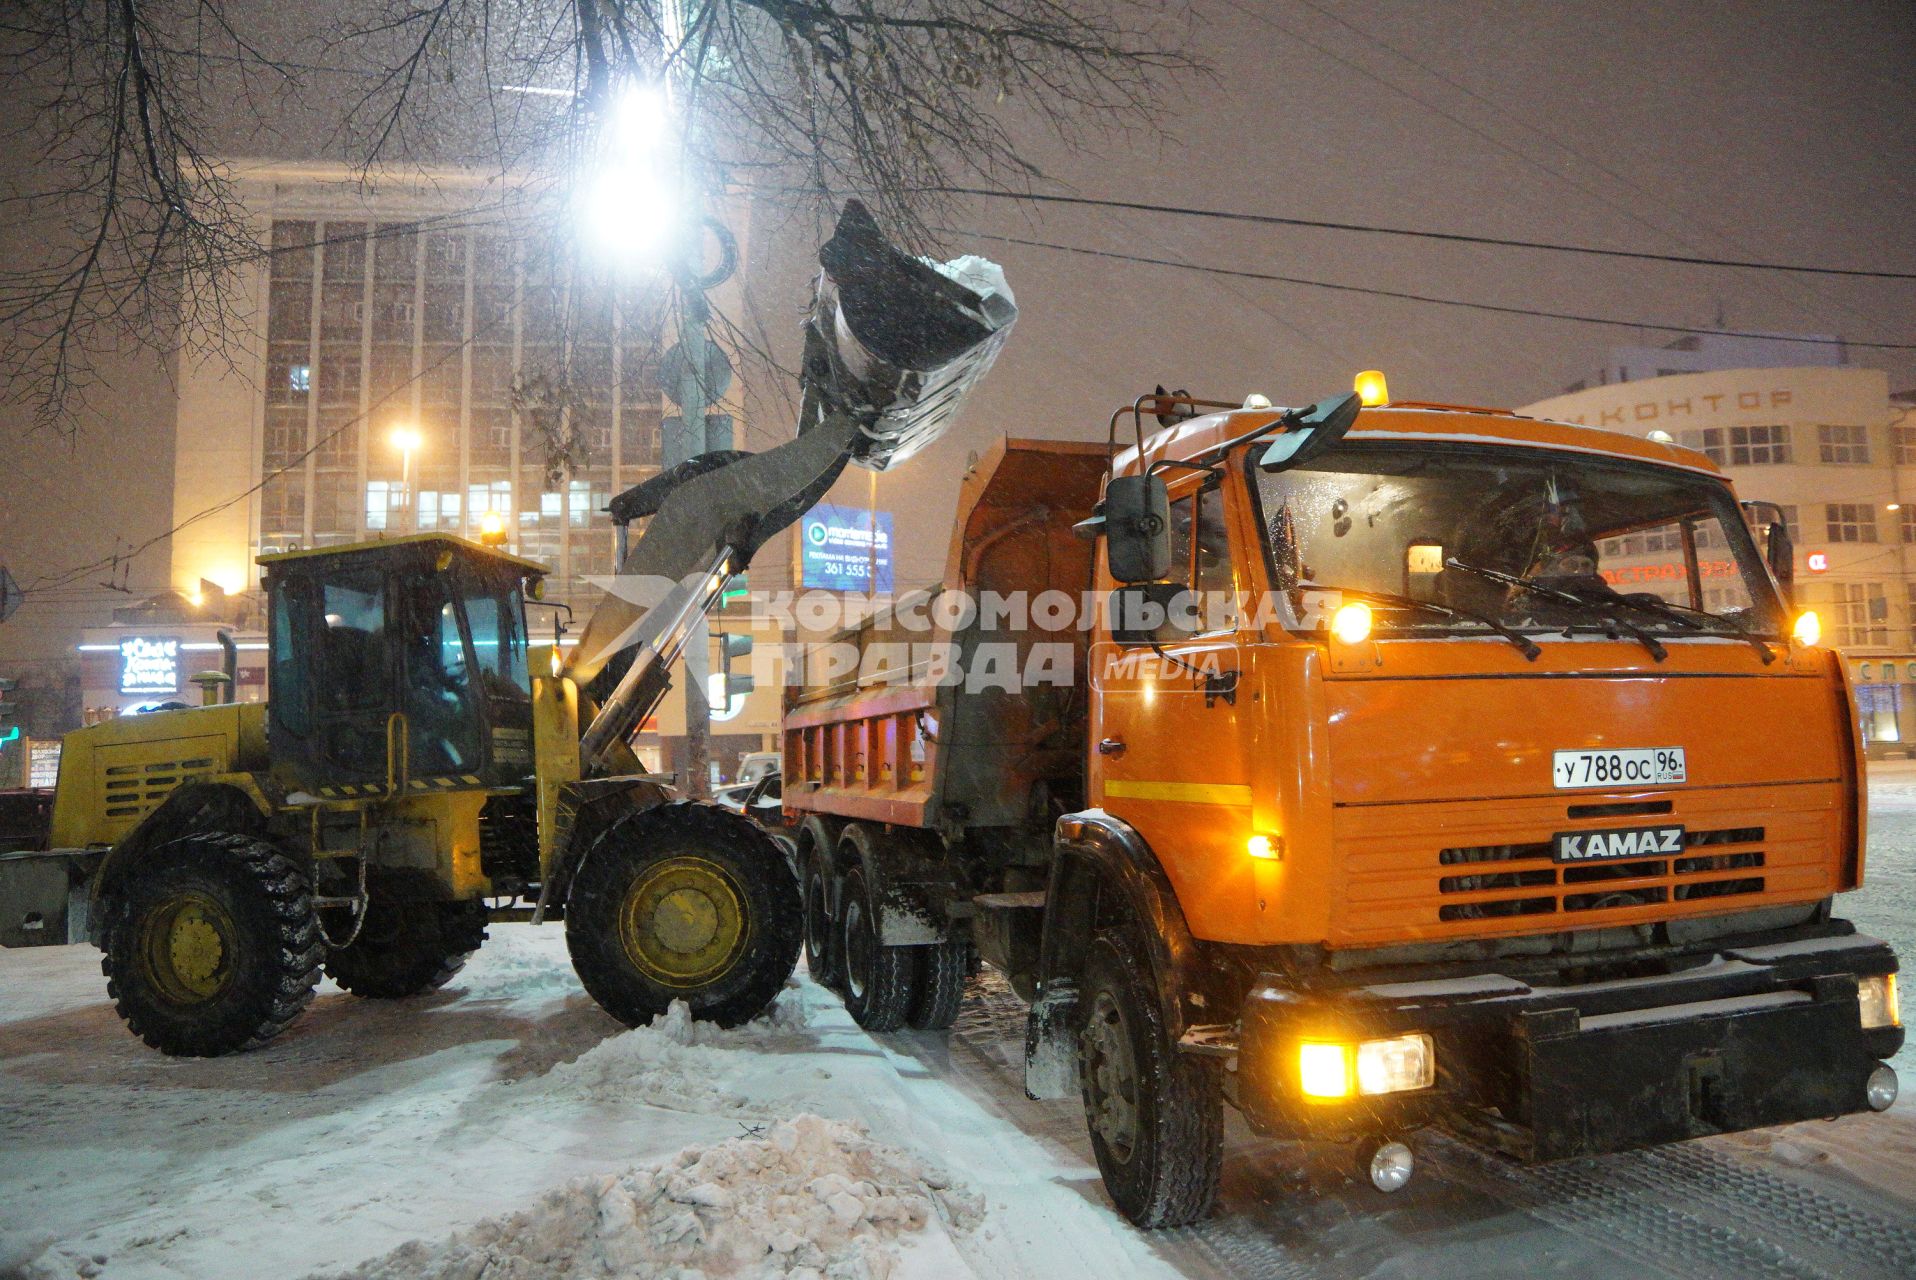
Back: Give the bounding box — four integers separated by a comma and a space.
566, 199, 1017, 770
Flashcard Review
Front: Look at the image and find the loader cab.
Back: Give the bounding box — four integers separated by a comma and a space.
259, 535, 545, 794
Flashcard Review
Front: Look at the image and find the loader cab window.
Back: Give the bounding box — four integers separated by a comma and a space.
462, 583, 531, 703
399, 574, 483, 776
315, 569, 391, 779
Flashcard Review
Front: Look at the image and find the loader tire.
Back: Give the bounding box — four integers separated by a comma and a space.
324, 894, 488, 998
566, 802, 801, 1029
101, 832, 323, 1057
801, 842, 842, 990
1077, 935, 1222, 1228
907, 938, 968, 1031
837, 864, 915, 1032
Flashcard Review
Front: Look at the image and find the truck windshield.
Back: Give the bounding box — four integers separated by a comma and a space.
1251, 443, 1783, 640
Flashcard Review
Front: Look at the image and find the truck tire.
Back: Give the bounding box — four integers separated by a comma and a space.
566, 803, 801, 1029
324, 895, 488, 998
1077, 935, 1222, 1228
907, 939, 968, 1030
837, 863, 915, 1031
801, 843, 842, 990
101, 832, 324, 1057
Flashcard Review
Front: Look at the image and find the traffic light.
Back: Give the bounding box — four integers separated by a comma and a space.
715, 631, 754, 702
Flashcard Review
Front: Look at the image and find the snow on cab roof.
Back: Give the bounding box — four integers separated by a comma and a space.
1113, 402, 1725, 478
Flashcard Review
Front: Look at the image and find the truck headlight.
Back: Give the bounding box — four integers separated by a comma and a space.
1357, 1033, 1436, 1096
1860, 974, 1900, 1029
1298, 1033, 1436, 1102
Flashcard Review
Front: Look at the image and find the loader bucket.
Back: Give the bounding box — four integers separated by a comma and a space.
804, 199, 1017, 471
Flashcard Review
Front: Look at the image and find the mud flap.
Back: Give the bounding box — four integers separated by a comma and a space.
1024, 979, 1080, 1099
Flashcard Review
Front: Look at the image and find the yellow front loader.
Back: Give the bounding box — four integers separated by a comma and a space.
0, 201, 1017, 1055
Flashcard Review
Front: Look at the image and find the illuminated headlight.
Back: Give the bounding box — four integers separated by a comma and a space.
1357, 1033, 1436, 1096
1860, 974, 1900, 1030
1298, 1033, 1436, 1102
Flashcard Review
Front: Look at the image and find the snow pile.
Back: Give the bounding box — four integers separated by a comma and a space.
319, 1114, 980, 1280
494, 994, 813, 1117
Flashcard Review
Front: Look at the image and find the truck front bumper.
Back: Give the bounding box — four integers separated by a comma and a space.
1231, 932, 1903, 1160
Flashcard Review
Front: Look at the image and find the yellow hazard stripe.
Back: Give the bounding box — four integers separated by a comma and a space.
1103, 780, 1253, 806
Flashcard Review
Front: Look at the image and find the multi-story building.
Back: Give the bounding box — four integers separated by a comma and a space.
1521, 363, 1916, 754
155, 160, 784, 778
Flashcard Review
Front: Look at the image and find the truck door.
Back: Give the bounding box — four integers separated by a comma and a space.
1091, 478, 1259, 939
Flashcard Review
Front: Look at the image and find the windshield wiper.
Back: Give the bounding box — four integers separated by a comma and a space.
1443, 559, 1667, 662
1301, 582, 1541, 661
1603, 592, 1777, 664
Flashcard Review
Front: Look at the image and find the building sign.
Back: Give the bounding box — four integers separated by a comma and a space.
1553, 387, 1795, 428
120, 637, 180, 695
801, 504, 894, 593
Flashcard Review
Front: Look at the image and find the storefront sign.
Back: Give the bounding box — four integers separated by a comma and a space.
801, 504, 894, 593
120, 637, 180, 695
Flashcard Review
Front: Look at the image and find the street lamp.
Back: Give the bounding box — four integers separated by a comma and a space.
581, 81, 682, 265
389, 426, 423, 534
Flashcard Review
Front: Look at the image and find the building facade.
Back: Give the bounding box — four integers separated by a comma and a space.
1520, 365, 1916, 753
156, 161, 784, 779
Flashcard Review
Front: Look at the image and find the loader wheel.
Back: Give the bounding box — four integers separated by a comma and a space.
838, 864, 916, 1032
324, 894, 488, 998
1078, 935, 1222, 1228
801, 844, 842, 990
102, 832, 323, 1057
566, 803, 801, 1029
907, 938, 969, 1031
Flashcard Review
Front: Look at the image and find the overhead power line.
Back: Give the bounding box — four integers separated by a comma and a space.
932, 187, 1916, 282
947, 228, 1916, 351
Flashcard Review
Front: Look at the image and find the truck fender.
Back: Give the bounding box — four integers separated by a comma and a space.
87, 779, 277, 943
1024, 809, 1203, 1099
537, 776, 675, 921
839, 823, 952, 946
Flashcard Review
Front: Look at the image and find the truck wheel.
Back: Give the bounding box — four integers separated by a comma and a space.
907, 939, 968, 1030
324, 895, 488, 998
801, 845, 842, 990
838, 864, 916, 1031
1077, 935, 1222, 1228
566, 803, 801, 1029
101, 832, 324, 1057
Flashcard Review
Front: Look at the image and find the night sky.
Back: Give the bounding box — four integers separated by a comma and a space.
3, 0, 1912, 660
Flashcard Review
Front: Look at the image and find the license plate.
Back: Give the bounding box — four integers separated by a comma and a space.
1554, 824, 1687, 863
1552, 748, 1686, 790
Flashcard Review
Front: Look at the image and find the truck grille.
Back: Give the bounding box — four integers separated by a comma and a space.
1436, 827, 1766, 923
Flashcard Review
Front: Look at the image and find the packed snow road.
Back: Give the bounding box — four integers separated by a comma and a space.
3, 781, 1913, 1280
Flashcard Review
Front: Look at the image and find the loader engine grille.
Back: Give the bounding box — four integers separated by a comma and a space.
101, 757, 218, 819
1436, 826, 1767, 923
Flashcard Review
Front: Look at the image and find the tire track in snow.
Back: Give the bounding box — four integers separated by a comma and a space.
1426, 1136, 1915, 1280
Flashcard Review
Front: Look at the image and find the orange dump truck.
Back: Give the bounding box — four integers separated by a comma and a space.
781, 383, 1904, 1227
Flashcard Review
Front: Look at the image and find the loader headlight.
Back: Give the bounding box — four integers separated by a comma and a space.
1860, 974, 1900, 1029
1297, 1032, 1436, 1102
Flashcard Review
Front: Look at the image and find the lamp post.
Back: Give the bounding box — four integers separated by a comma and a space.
389, 426, 422, 534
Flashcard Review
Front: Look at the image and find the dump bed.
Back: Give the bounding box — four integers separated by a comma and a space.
783, 438, 1109, 831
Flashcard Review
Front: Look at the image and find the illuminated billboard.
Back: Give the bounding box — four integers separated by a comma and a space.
800, 504, 893, 593
120, 637, 180, 695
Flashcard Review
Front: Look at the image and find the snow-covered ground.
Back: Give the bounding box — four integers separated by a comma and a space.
2, 772, 1913, 1280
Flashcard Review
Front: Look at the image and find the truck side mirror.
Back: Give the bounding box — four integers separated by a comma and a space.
1102, 474, 1172, 584
1110, 581, 1189, 645
1258, 392, 1362, 473
1741, 500, 1793, 603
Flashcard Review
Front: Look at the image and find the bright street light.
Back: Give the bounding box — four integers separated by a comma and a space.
390, 426, 423, 533
581, 80, 682, 264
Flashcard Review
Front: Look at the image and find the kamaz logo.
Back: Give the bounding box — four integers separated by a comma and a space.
1553, 824, 1686, 863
